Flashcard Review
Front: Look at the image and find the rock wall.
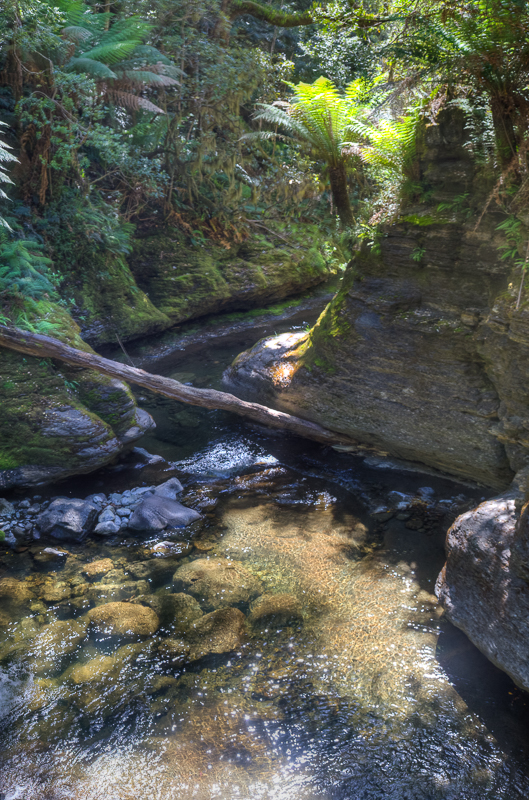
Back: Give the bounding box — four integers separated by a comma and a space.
222, 107, 529, 690
66, 223, 331, 346
0, 222, 330, 489
0, 304, 154, 490
223, 109, 528, 490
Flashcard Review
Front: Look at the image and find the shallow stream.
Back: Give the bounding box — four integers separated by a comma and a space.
1, 304, 529, 799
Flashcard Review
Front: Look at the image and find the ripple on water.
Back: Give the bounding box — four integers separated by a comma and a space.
0, 468, 528, 800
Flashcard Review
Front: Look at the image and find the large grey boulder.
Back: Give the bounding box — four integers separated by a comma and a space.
128, 495, 200, 531
151, 477, 184, 499
36, 498, 98, 542
172, 557, 262, 610
436, 491, 529, 692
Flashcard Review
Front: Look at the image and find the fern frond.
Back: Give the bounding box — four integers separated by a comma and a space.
113, 70, 179, 87
62, 25, 93, 43
105, 89, 165, 114
65, 56, 117, 79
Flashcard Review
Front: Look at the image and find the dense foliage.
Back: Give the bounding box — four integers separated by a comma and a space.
0, 0, 528, 317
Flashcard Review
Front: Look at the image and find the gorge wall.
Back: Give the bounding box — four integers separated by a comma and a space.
222, 108, 529, 691
0, 222, 330, 490
224, 109, 529, 490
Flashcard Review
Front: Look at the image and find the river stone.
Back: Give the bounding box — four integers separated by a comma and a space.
98, 507, 117, 523
68, 642, 145, 685
436, 492, 529, 692
248, 593, 302, 625
157, 637, 191, 666
88, 579, 149, 605
187, 608, 246, 660
87, 601, 160, 636
152, 477, 184, 499
82, 558, 114, 580
28, 618, 88, 675
94, 520, 121, 535
172, 557, 262, 610
0, 576, 35, 606
128, 495, 201, 531
41, 579, 72, 603
126, 558, 183, 584
36, 498, 98, 542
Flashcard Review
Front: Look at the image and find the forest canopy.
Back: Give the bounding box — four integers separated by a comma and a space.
0, 0, 528, 320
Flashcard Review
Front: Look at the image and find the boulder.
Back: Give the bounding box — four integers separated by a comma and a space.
128, 495, 201, 531
248, 593, 302, 625
187, 608, 246, 660
36, 498, 98, 542
87, 601, 159, 637
172, 557, 262, 610
151, 477, 184, 499
436, 492, 529, 692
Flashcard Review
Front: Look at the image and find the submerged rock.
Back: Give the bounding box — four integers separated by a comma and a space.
248, 593, 302, 625
172, 557, 262, 610
0, 576, 35, 607
28, 618, 88, 675
157, 637, 191, 666
187, 607, 246, 660
436, 492, 529, 692
36, 498, 99, 542
87, 601, 160, 637
128, 495, 201, 531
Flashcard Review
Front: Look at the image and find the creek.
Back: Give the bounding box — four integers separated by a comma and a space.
1, 299, 529, 800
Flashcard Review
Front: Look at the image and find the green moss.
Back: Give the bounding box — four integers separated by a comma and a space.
401, 214, 443, 226
128, 224, 332, 329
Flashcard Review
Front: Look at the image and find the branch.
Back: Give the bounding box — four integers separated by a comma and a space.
0, 324, 359, 449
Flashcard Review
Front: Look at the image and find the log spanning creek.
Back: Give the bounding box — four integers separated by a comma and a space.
1, 308, 529, 800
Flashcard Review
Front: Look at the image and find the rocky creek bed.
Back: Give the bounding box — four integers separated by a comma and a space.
2, 313, 529, 800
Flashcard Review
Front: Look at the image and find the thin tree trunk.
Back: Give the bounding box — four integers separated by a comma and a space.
329, 163, 353, 227
0, 325, 358, 448
491, 93, 519, 168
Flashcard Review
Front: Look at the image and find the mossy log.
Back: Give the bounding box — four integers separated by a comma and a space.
0, 325, 357, 448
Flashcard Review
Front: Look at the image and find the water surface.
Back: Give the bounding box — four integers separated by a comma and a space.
1, 309, 528, 800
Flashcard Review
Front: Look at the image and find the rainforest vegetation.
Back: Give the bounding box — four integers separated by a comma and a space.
0, 0, 528, 329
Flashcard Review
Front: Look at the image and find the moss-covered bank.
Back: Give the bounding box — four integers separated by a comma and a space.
0, 303, 154, 490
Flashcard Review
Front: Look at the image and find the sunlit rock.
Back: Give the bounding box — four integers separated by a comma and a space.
87, 601, 160, 637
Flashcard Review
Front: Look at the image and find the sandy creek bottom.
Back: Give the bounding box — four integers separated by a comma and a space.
1, 313, 529, 800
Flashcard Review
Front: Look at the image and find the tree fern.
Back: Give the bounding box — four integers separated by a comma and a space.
0, 235, 55, 300
0, 122, 17, 230
250, 76, 375, 226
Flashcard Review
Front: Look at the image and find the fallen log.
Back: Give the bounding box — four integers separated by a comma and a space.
0, 324, 357, 448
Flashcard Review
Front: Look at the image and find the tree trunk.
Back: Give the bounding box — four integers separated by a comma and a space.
0, 325, 359, 449
491, 92, 519, 168
329, 162, 353, 227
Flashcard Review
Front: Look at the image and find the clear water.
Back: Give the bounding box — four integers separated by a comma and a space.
1, 309, 529, 800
